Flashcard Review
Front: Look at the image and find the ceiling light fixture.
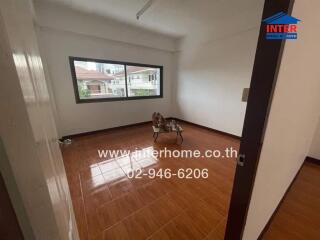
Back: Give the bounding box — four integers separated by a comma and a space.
136, 0, 156, 20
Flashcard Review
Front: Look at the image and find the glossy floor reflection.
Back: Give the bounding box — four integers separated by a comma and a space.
61, 122, 240, 240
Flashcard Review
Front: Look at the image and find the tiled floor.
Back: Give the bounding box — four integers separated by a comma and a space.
61, 123, 240, 240
263, 162, 320, 240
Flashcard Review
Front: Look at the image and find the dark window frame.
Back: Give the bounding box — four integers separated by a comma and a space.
69, 56, 163, 104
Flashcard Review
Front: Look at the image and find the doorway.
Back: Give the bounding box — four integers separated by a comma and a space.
225, 0, 295, 239
0, 0, 296, 239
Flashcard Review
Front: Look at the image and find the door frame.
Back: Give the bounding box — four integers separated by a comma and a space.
224, 0, 295, 239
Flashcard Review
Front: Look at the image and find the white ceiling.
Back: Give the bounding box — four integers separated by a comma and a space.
35, 0, 263, 39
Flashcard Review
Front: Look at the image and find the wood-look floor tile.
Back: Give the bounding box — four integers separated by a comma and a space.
270, 210, 319, 239
148, 229, 171, 240
128, 169, 154, 188
147, 194, 182, 227
120, 161, 141, 175
80, 166, 102, 182
166, 189, 200, 210
67, 174, 82, 199
98, 161, 119, 173
82, 175, 108, 196
135, 180, 168, 205
98, 191, 145, 229
116, 155, 136, 167
102, 168, 127, 184
83, 186, 112, 212
108, 178, 134, 198
102, 222, 131, 240
206, 218, 226, 240
182, 180, 216, 200
103, 207, 159, 240
73, 197, 88, 240
184, 201, 222, 236
61, 123, 239, 240
137, 157, 159, 169
202, 192, 230, 217
263, 222, 304, 240
156, 213, 204, 240
62, 124, 320, 240
263, 163, 320, 239
86, 212, 104, 240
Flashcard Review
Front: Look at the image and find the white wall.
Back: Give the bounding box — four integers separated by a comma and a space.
34, 0, 177, 52
173, 1, 264, 136
35, 0, 265, 138
309, 117, 320, 160
35, 2, 176, 137
243, 1, 320, 239
174, 29, 259, 136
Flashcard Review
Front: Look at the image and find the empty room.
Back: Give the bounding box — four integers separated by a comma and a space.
35, 0, 257, 239
1, 0, 320, 240
34, 0, 264, 239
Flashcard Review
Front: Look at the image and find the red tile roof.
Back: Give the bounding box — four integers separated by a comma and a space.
114, 66, 153, 77
75, 66, 114, 80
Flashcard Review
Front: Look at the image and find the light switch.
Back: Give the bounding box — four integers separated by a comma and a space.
242, 88, 249, 102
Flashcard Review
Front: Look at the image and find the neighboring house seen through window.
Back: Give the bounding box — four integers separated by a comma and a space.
69, 57, 163, 103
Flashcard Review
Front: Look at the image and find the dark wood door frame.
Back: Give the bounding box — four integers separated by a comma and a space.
224, 0, 295, 239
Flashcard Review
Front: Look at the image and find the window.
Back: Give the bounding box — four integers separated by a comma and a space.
69, 57, 163, 103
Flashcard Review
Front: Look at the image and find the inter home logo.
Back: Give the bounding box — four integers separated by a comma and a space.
263, 12, 301, 40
